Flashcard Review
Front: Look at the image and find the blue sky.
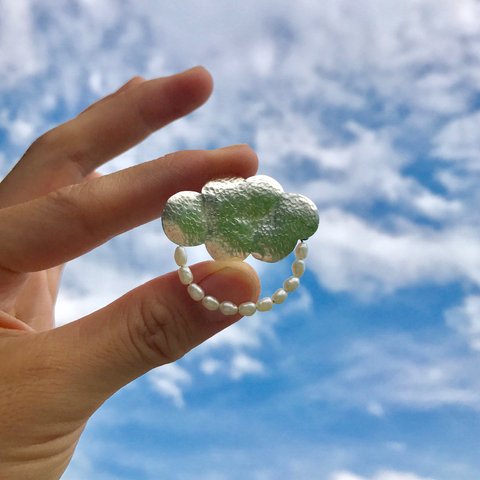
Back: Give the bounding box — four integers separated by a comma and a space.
1, 1, 480, 479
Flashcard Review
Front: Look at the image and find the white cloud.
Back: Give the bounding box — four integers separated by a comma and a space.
148, 363, 191, 408
0, 0, 43, 85
56, 223, 172, 325
433, 111, 480, 170
55, 254, 151, 325
0, 3, 475, 480
230, 353, 265, 380
0, 152, 7, 177
385, 442, 406, 453
1, 5, 480, 477
0, 110, 37, 156
332, 473, 365, 480
445, 295, 480, 351
0, 0, 477, 430
0, 0, 479, 304
307, 334, 480, 412
366, 401, 385, 418
200, 312, 277, 351
331, 471, 435, 480
200, 357, 224, 375
257, 113, 465, 223
0, 111, 36, 146
311, 208, 480, 295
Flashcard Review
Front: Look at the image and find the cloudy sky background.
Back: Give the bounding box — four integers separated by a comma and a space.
1, 0, 480, 478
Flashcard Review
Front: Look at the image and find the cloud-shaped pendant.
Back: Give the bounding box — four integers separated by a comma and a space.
162, 175, 319, 262
161, 175, 319, 316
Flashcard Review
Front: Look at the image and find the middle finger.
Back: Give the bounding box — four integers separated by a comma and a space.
0, 146, 258, 275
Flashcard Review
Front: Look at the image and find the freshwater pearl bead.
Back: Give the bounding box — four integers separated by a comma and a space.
295, 242, 308, 260
292, 259, 306, 277
256, 297, 273, 312
220, 301, 238, 316
239, 302, 257, 316
178, 266, 193, 285
202, 295, 219, 311
175, 243, 311, 312
272, 288, 288, 304
174, 246, 188, 266
187, 283, 204, 301
283, 276, 300, 292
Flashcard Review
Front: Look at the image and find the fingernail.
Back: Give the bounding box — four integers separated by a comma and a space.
197, 265, 259, 321
217, 144, 250, 151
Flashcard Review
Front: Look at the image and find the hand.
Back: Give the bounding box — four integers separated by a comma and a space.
0, 67, 260, 480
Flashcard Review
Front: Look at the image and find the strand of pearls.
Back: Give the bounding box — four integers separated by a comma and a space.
175, 241, 309, 316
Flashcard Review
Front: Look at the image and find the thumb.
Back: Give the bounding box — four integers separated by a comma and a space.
46, 260, 260, 411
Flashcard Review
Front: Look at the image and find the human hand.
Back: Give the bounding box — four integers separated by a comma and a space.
0, 67, 259, 480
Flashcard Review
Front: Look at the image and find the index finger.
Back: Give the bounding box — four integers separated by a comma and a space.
0, 146, 258, 274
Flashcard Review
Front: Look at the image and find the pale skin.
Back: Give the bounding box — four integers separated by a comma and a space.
0, 66, 260, 480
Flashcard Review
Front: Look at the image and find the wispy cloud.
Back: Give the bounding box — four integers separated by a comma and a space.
306, 333, 480, 412
433, 112, 480, 170
2, 0, 480, 478
312, 208, 480, 295
229, 352, 265, 380
331, 471, 435, 480
445, 295, 480, 351
1, 0, 479, 301
148, 363, 192, 408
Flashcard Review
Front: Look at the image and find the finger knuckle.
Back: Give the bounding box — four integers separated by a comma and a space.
26, 124, 93, 178
46, 184, 99, 241
26, 128, 59, 154
129, 290, 193, 366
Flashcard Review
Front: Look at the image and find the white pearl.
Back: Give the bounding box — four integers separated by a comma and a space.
202, 295, 219, 311
174, 246, 188, 266
256, 297, 273, 312
292, 259, 306, 277
295, 242, 308, 260
239, 302, 257, 316
187, 283, 204, 301
178, 266, 193, 285
220, 301, 238, 316
272, 288, 288, 304
283, 276, 300, 292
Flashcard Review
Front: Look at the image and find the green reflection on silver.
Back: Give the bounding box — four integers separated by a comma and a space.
162, 175, 319, 263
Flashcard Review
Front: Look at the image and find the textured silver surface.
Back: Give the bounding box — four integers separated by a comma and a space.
162, 191, 207, 246
162, 175, 319, 263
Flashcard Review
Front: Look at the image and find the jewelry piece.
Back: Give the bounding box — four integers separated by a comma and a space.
162, 175, 319, 315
